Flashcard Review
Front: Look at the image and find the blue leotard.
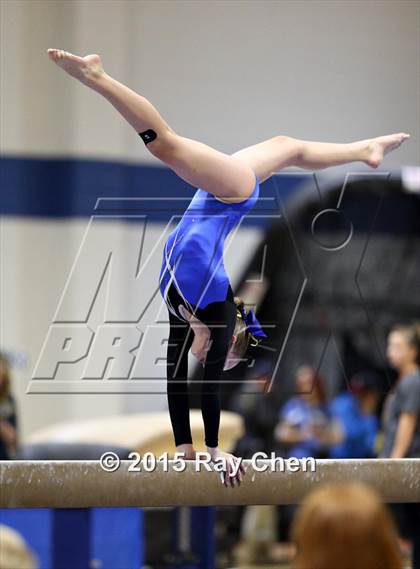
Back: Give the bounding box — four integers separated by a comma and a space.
159, 173, 260, 315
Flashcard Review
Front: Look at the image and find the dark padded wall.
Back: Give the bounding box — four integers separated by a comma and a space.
244, 173, 420, 401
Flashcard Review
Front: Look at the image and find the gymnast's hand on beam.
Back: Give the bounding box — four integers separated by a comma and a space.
47, 48, 105, 87
208, 448, 247, 488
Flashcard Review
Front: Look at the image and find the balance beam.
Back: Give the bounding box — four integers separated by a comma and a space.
1, 458, 419, 508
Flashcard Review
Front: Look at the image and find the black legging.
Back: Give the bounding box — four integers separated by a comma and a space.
165, 281, 237, 448
390, 502, 420, 569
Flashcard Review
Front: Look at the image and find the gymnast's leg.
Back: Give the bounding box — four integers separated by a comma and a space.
46, 49, 255, 201
231, 132, 410, 183
194, 293, 246, 487
166, 308, 196, 457
197, 300, 236, 447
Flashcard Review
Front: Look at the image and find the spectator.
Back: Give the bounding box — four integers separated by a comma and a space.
0, 353, 18, 460
228, 357, 280, 565
382, 322, 420, 458
328, 370, 381, 458
381, 321, 420, 569
274, 366, 334, 545
291, 482, 402, 569
0, 525, 38, 569
275, 366, 332, 459
230, 357, 279, 458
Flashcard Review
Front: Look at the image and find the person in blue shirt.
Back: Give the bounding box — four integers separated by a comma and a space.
275, 366, 331, 459
328, 371, 381, 459
47, 48, 410, 488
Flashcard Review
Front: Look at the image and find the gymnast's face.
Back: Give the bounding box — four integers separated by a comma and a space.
178, 305, 241, 371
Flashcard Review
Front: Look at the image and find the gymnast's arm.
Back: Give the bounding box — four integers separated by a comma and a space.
389, 412, 417, 458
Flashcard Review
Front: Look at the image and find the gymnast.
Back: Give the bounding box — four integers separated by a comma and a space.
47, 49, 410, 488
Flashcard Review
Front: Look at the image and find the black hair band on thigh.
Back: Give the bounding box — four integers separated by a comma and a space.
138, 129, 157, 145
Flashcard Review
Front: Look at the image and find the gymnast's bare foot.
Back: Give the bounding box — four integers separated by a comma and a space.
47, 48, 105, 87
364, 132, 410, 168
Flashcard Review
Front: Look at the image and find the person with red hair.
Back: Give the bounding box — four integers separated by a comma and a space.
291, 482, 403, 569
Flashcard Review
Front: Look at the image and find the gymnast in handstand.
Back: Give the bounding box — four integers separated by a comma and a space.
47, 48, 410, 488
